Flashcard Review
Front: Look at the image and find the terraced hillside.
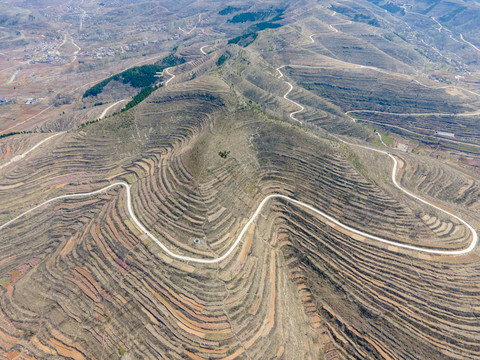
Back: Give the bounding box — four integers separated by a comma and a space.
0, 69, 479, 359
1, 0, 480, 359
236, 10, 480, 156
282, 65, 480, 145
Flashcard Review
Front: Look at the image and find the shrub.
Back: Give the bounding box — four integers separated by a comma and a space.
217, 53, 229, 66
228, 32, 258, 47
218, 150, 230, 159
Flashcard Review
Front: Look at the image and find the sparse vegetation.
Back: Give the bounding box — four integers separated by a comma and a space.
23, 329, 35, 338
53, 92, 73, 106
0, 130, 33, 139
218, 150, 230, 158
219, 6, 241, 15
80, 118, 100, 128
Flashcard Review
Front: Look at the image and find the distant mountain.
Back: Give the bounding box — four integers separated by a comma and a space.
397, 0, 480, 45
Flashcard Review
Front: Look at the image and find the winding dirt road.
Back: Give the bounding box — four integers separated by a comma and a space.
98, 99, 128, 119
1, 66, 478, 262
0, 105, 53, 136
164, 68, 175, 86
1, 98, 124, 172
1, 43, 478, 263
6, 70, 18, 84
346, 109, 480, 118
0, 132, 65, 171
274, 60, 478, 257
460, 34, 480, 53
1, 148, 477, 264
276, 67, 304, 124
277, 60, 480, 148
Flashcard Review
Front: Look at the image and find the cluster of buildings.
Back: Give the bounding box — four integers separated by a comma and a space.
23, 41, 65, 64
25, 98, 37, 105
80, 44, 138, 59
134, 24, 167, 32
0, 97, 38, 105
81, 47, 117, 59
80, 41, 160, 59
